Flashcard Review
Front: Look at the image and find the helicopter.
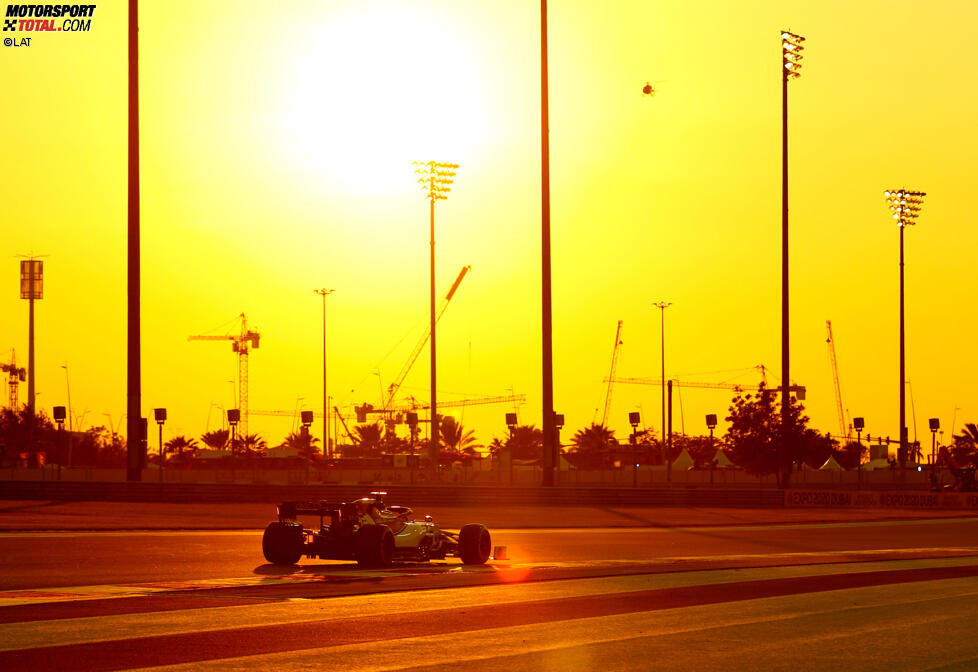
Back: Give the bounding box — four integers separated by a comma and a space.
642, 80, 666, 97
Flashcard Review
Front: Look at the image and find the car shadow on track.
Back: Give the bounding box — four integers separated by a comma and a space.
253, 560, 498, 578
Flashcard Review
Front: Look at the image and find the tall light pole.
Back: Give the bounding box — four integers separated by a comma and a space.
127, 0, 141, 482
780, 29, 804, 485
61, 364, 72, 432
314, 288, 334, 457
413, 160, 458, 475
53, 406, 66, 480
652, 301, 671, 451
17, 256, 43, 462
154, 408, 166, 482
885, 188, 925, 465
540, 0, 556, 487
227, 408, 239, 482
17, 257, 44, 419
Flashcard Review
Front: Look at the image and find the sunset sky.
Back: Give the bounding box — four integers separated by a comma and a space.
3, 0, 976, 452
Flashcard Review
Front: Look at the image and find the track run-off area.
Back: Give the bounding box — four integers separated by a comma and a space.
1, 505, 977, 671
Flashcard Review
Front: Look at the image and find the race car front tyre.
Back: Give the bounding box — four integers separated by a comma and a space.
354, 524, 395, 566
458, 524, 491, 565
262, 521, 304, 565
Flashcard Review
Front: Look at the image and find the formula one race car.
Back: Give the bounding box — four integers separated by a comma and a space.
262, 492, 493, 567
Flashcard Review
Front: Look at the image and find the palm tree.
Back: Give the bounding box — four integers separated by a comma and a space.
355, 423, 383, 457
280, 432, 321, 461
200, 429, 229, 450
572, 423, 615, 452
439, 416, 483, 454
507, 424, 543, 461
487, 437, 506, 458
164, 435, 200, 464
569, 423, 616, 469
952, 423, 978, 468
237, 433, 267, 458
380, 426, 409, 454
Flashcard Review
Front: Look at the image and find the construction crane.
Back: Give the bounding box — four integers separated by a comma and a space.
334, 405, 359, 445
189, 313, 260, 437
601, 321, 624, 427
610, 376, 806, 399
1, 350, 26, 410
383, 265, 470, 410
250, 406, 361, 445
399, 394, 527, 413
825, 320, 849, 440
357, 393, 527, 422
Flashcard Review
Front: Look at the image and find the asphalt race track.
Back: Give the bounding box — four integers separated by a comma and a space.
2, 511, 978, 670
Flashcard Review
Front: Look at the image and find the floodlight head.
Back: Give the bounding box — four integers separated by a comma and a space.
415, 160, 460, 202
781, 30, 806, 80
884, 188, 926, 227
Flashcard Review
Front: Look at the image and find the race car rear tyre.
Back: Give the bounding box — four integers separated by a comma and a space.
262, 521, 303, 565
458, 524, 491, 565
354, 524, 395, 566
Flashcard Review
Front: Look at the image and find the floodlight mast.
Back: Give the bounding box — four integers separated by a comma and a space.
780, 29, 804, 486
884, 188, 926, 465
413, 160, 458, 476
313, 288, 335, 458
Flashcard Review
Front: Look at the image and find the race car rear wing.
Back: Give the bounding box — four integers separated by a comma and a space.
277, 501, 351, 524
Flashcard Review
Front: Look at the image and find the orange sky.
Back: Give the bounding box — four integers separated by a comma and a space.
3, 0, 977, 451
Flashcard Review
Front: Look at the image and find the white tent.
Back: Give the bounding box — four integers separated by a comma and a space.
714, 449, 736, 468
672, 449, 695, 470
819, 455, 844, 471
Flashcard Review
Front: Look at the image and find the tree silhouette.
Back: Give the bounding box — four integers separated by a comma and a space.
835, 440, 866, 470
506, 424, 543, 461
633, 428, 664, 465
487, 437, 506, 458
380, 423, 409, 454
89, 426, 126, 468
236, 433, 267, 458
164, 435, 200, 464
354, 423, 383, 457
797, 429, 839, 469
568, 423, 615, 469
723, 382, 832, 482
439, 416, 482, 454
279, 432, 321, 461
200, 430, 229, 450
952, 423, 978, 468
0, 407, 56, 465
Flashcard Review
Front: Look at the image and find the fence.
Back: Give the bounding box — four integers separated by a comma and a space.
0, 463, 934, 489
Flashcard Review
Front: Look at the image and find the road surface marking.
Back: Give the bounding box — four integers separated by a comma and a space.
2, 556, 978, 652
